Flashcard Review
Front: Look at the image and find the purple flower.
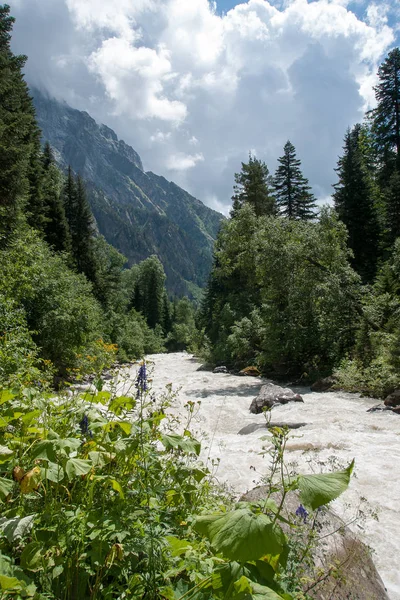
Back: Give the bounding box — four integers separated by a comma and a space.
295, 504, 309, 523
79, 414, 93, 437
136, 362, 148, 396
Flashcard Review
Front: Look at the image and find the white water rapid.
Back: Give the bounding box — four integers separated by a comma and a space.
120, 352, 400, 599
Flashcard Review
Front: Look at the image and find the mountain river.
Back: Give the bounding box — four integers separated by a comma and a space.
117, 352, 400, 599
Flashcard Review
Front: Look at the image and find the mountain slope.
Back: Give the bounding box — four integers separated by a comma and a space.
32, 88, 223, 297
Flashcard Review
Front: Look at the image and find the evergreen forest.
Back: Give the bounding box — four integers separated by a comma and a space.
201, 46, 400, 398
1, 4, 400, 599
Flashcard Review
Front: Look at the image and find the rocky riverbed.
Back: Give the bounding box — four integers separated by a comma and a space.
117, 352, 400, 600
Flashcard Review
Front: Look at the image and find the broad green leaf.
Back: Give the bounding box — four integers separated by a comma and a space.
65, 458, 92, 480
251, 582, 292, 599
297, 460, 354, 510
0, 515, 36, 543
21, 410, 41, 425
20, 542, 44, 571
116, 421, 132, 435
30, 441, 57, 462
195, 508, 285, 562
108, 478, 124, 498
109, 396, 136, 415
0, 477, 13, 500
82, 391, 111, 405
211, 562, 247, 592
104, 421, 132, 435
0, 390, 15, 405
55, 438, 81, 454
161, 434, 201, 456
0, 575, 23, 591
42, 462, 64, 483
166, 536, 192, 557
234, 575, 253, 595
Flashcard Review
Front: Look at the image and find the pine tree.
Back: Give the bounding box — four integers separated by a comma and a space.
162, 292, 172, 335
273, 141, 317, 220
384, 170, 400, 244
138, 256, 166, 329
41, 143, 71, 253
25, 131, 47, 232
62, 169, 98, 285
0, 4, 38, 244
63, 166, 77, 231
333, 125, 380, 282
370, 48, 400, 160
73, 175, 98, 284
231, 154, 275, 218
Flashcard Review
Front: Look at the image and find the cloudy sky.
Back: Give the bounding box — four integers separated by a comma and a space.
9, 0, 399, 214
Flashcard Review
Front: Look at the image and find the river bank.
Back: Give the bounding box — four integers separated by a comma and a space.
119, 352, 400, 600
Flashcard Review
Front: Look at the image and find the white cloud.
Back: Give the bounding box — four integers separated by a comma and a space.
10, 0, 397, 211
166, 152, 205, 170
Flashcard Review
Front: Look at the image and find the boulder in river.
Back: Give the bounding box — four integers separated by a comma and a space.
238, 422, 307, 435
196, 363, 213, 372
310, 376, 337, 392
241, 486, 390, 600
384, 389, 400, 407
213, 366, 228, 374
249, 383, 303, 414
239, 366, 261, 377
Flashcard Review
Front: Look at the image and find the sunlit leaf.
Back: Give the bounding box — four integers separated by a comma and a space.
82, 391, 111, 405
21, 410, 41, 425
0, 575, 23, 591
108, 478, 124, 498
109, 396, 135, 415
297, 460, 354, 510
166, 536, 192, 557
0, 390, 16, 405
195, 508, 285, 562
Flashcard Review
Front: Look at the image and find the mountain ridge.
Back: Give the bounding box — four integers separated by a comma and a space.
32, 88, 224, 297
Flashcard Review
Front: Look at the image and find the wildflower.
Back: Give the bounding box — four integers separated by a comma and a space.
136, 362, 148, 396
295, 504, 309, 524
79, 414, 93, 437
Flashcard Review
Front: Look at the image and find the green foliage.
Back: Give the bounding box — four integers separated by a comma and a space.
231, 154, 276, 218
167, 297, 199, 352
0, 226, 103, 372
0, 376, 355, 600
204, 206, 360, 377
0, 295, 45, 389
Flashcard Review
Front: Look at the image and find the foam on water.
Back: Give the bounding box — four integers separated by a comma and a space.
123, 352, 400, 600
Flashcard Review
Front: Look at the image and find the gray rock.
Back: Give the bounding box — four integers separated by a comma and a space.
238, 422, 307, 435
213, 366, 228, 374
241, 486, 389, 600
249, 383, 303, 414
310, 376, 337, 392
384, 388, 400, 407
196, 363, 213, 372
